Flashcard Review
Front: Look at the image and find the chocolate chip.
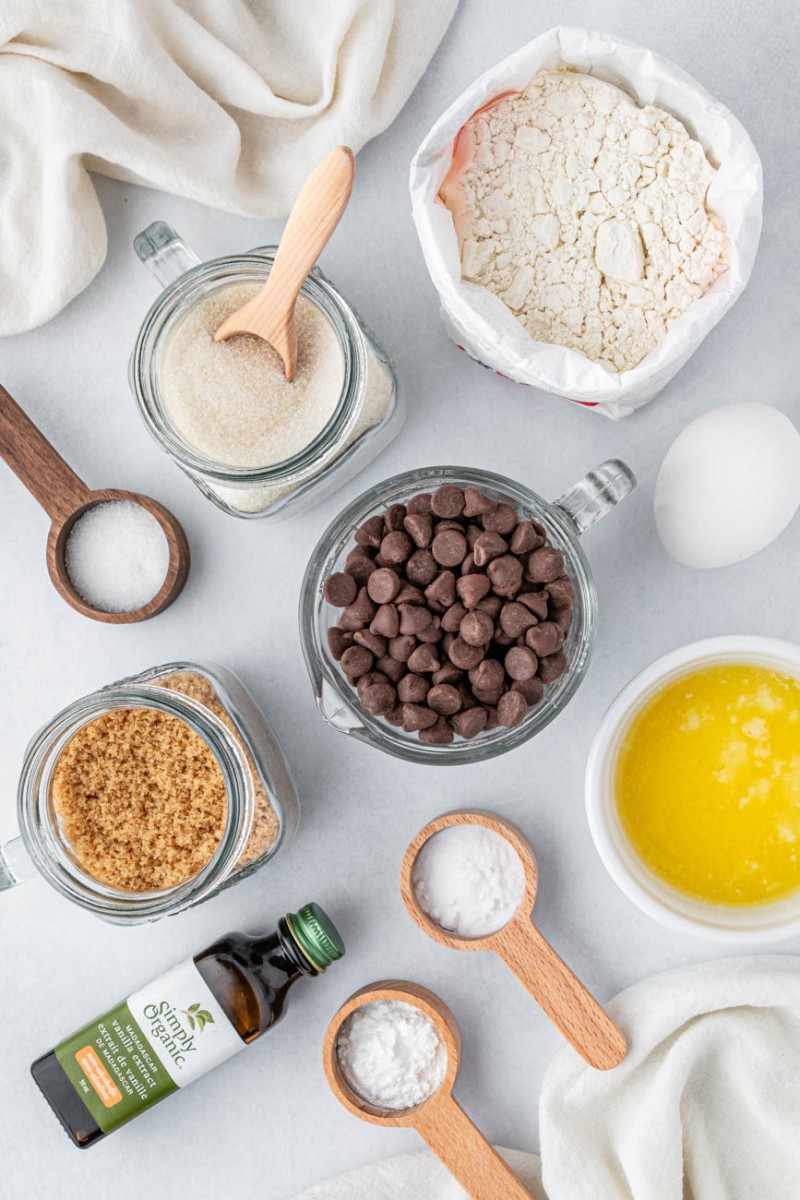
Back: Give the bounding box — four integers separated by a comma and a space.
463, 486, 497, 517
323, 572, 357, 607
472, 685, 504, 706
512, 677, 544, 706
385, 705, 405, 727
399, 603, 433, 636
546, 577, 575, 609
469, 658, 504, 692
353, 630, 387, 658
482, 503, 517, 534
384, 504, 407, 533
441, 601, 468, 632
554, 607, 574, 634
406, 549, 438, 585
510, 521, 543, 554
388, 634, 416, 662
370, 603, 400, 638
517, 590, 549, 620
395, 582, 425, 606
434, 519, 465, 534
485, 706, 500, 730
404, 513, 433, 548
360, 681, 397, 715
367, 567, 400, 604
407, 493, 433, 515
381, 531, 413, 564
488, 555, 523, 595
431, 529, 468, 568
456, 574, 491, 608
538, 651, 567, 683
460, 609, 495, 646
432, 663, 463, 686
431, 485, 465, 518
407, 643, 440, 674
345, 553, 378, 586
418, 716, 455, 744
355, 515, 385, 548
344, 587, 376, 626
448, 638, 485, 669
499, 602, 537, 637
472, 531, 509, 567
340, 645, 374, 679
452, 707, 489, 738
376, 655, 406, 684
398, 674, 431, 703
416, 617, 443, 644
425, 571, 456, 608
525, 622, 563, 657
505, 646, 538, 681
327, 627, 353, 661
476, 594, 503, 618
466, 524, 483, 550
497, 690, 528, 727
428, 684, 462, 716
527, 547, 565, 583
460, 552, 475, 576
403, 703, 438, 732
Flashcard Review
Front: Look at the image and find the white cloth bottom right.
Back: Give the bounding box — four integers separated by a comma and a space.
293, 956, 800, 1199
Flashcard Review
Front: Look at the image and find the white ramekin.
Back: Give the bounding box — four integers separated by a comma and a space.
586, 636, 800, 944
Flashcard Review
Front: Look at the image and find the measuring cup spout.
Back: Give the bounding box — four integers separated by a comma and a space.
134, 221, 201, 290
554, 459, 636, 535
0, 836, 35, 892
414, 1095, 534, 1200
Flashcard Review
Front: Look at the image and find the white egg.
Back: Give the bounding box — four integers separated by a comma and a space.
654, 403, 800, 569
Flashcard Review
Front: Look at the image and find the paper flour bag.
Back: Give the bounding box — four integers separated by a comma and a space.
409, 26, 763, 418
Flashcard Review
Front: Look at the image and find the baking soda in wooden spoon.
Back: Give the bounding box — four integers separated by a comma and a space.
65, 500, 169, 614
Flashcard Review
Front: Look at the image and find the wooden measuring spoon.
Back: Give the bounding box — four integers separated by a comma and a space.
324, 980, 534, 1200
0, 383, 189, 623
213, 146, 355, 379
401, 810, 627, 1070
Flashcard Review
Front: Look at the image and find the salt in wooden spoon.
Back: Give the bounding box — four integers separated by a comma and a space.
401, 810, 627, 1070
0, 383, 189, 623
213, 146, 355, 379
324, 980, 534, 1200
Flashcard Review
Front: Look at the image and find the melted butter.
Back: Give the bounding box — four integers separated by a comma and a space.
615, 664, 800, 906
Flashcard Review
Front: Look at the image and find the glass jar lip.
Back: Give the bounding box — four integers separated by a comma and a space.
299, 464, 598, 765
130, 248, 368, 485
17, 683, 253, 922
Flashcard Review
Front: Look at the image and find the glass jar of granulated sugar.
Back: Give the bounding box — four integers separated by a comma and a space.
130, 222, 402, 520
1, 662, 299, 923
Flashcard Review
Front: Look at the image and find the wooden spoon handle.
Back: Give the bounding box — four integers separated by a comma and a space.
494, 923, 627, 1070
0, 384, 90, 524
415, 1096, 534, 1200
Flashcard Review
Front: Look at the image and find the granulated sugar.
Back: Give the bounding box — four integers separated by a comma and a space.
160, 283, 345, 468
412, 824, 526, 938
65, 501, 169, 613
336, 999, 447, 1111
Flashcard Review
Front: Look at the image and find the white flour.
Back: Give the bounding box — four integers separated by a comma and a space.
442, 68, 729, 372
336, 1000, 447, 1111
412, 823, 526, 938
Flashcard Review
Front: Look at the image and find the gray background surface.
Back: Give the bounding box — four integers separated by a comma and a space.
1, 1, 797, 1196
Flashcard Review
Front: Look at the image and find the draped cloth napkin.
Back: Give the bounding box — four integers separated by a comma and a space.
291, 957, 800, 1199
0, 0, 458, 336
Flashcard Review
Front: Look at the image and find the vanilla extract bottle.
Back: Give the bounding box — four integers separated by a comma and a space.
32, 903, 344, 1147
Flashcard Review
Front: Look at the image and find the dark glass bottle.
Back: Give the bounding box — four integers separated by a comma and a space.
32, 903, 344, 1148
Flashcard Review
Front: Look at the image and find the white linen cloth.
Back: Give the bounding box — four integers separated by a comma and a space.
292, 958, 800, 1199
0, 0, 458, 335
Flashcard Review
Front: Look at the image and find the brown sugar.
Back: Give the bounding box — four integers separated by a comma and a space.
52, 707, 227, 892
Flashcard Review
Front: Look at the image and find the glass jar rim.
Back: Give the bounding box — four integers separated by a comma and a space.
299, 464, 598, 765
17, 683, 254, 922
130, 249, 369, 485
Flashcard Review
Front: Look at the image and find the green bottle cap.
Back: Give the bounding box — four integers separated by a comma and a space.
287, 903, 345, 973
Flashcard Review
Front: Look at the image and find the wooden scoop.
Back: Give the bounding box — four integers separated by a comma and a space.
213, 146, 355, 379
0, 383, 189, 623
401, 810, 627, 1071
324, 980, 534, 1200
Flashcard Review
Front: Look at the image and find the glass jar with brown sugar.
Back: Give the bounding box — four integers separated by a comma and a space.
1, 662, 299, 922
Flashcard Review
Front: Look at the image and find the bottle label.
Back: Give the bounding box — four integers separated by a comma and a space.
54, 958, 244, 1134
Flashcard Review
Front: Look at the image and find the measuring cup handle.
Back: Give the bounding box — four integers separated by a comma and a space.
133, 221, 202, 289
0, 384, 90, 524
554, 459, 636, 535
0, 836, 35, 892
494, 923, 627, 1070
416, 1096, 534, 1200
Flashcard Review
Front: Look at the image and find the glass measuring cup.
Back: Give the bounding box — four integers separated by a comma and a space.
0, 662, 298, 923
401, 810, 627, 1069
300, 461, 635, 763
324, 981, 534, 1200
130, 222, 402, 520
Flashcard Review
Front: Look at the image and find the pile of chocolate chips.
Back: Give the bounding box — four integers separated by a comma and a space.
324, 484, 576, 745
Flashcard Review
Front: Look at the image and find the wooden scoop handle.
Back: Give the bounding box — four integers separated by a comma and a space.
494, 922, 627, 1071
0, 383, 90, 525
415, 1095, 534, 1200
